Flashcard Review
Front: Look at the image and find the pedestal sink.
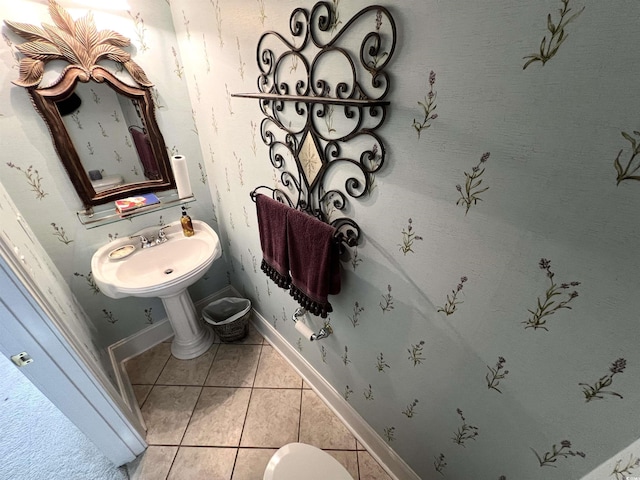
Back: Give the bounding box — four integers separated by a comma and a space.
92, 220, 222, 359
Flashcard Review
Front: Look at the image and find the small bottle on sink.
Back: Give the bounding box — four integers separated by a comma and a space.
181, 206, 194, 237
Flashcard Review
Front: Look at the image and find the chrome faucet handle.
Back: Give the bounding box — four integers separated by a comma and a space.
130, 234, 151, 248
157, 225, 171, 241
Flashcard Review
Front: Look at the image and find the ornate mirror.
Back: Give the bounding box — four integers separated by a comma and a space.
4, 0, 175, 209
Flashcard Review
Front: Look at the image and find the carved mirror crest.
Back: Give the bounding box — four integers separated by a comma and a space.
236, 2, 396, 247
4, 0, 175, 209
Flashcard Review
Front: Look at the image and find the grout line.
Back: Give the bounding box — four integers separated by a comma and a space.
229, 343, 263, 477
163, 446, 179, 480
296, 385, 303, 443
201, 342, 220, 386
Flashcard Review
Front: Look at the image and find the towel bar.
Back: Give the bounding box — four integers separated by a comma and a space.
250, 187, 360, 250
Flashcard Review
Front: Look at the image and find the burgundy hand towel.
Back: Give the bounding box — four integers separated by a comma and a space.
286, 209, 341, 318
130, 127, 160, 180
256, 194, 291, 289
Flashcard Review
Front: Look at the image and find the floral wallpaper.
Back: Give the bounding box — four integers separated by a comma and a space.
2, 0, 640, 478
169, 0, 640, 479
0, 1, 229, 369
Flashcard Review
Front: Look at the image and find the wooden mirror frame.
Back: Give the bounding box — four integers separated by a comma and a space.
4, 0, 175, 209
29, 66, 175, 208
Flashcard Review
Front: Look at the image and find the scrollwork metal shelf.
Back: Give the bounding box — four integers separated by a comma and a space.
233, 2, 396, 250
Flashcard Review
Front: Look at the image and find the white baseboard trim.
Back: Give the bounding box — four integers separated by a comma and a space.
107, 285, 238, 425
250, 308, 421, 480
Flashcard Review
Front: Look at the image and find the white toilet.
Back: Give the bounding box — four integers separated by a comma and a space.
263, 443, 353, 480
91, 174, 124, 193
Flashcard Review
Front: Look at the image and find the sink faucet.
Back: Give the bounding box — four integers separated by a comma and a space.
130, 226, 171, 249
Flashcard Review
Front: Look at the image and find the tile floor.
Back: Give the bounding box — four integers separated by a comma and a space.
124, 323, 392, 480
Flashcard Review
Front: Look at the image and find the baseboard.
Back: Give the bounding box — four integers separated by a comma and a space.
250, 308, 421, 480
107, 285, 237, 426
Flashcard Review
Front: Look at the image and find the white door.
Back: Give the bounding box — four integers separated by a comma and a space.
0, 254, 147, 467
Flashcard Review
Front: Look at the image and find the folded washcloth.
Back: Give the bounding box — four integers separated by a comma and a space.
256, 194, 291, 289
286, 208, 341, 318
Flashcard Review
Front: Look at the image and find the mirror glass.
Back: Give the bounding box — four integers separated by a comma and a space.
28, 67, 175, 209
58, 81, 162, 189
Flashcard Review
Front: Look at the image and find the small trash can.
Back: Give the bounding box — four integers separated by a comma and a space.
202, 297, 252, 342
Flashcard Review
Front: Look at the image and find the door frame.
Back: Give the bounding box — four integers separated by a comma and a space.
0, 252, 146, 466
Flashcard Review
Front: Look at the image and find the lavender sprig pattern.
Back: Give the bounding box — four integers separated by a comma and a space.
434, 453, 447, 476
74, 272, 100, 294
6, 163, 47, 199
402, 399, 419, 418
611, 454, 640, 480
413, 70, 438, 138
486, 356, 509, 393
102, 309, 118, 324
614, 130, 640, 185
579, 358, 626, 402
531, 440, 586, 467
379, 284, 394, 313
523, 258, 580, 331
398, 218, 423, 255
456, 152, 490, 215
348, 301, 364, 327
408, 341, 425, 366
51, 223, 73, 244
452, 408, 479, 446
376, 352, 390, 372
437, 276, 467, 316
523, 0, 584, 70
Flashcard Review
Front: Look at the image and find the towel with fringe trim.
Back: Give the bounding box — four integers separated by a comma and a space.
256, 194, 291, 289
286, 208, 341, 318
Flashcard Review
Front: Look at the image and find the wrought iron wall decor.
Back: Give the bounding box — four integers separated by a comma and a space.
234, 2, 396, 248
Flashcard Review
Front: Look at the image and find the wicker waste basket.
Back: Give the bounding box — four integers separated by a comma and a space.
202, 297, 251, 342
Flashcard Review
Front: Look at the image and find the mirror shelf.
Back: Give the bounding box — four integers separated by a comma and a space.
77, 191, 195, 229
231, 93, 390, 107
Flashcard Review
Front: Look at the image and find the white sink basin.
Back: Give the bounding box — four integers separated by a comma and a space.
92, 220, 221, 299
91, 219, 223, 360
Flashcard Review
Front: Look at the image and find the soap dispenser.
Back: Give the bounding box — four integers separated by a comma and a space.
181, 206, 194, 237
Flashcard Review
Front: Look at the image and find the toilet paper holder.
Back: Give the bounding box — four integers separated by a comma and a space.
292, 308, 333, 341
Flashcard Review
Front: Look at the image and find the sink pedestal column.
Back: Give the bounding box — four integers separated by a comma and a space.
160, 289, 214, 359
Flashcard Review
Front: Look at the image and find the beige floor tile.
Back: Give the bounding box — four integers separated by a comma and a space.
231, 448, 277, 480
182, 387, 252, 446
127, 445, 178, 480
326, 450, 359, 479
357, 451, 392, 480
125, 342, 172, 384
240, 389, 301, 448
167, 447, 236, 480
132, 384, 152, 407
299, 390, 356, 450
302, 380, 312, 389
142, 385, 201, 445
253, 345, 302, 388
205, 344, 261, 387
157, 344, 218, 386
356, 440, 366, 450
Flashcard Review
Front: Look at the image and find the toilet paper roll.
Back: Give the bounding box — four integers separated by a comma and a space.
170, 155, 193, 199
294, 320, 314, 340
